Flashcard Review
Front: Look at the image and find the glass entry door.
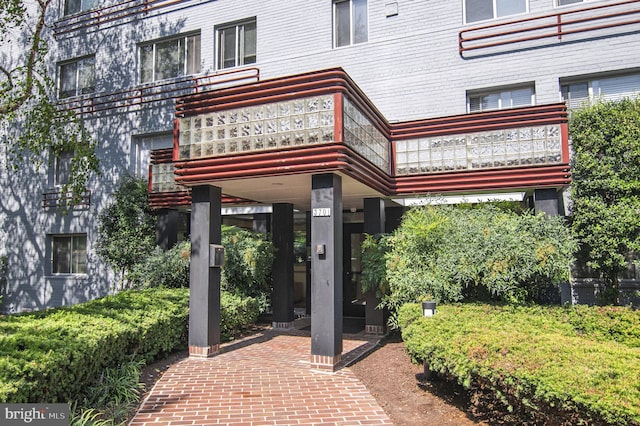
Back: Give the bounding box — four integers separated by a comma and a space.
343, 223, 365, 317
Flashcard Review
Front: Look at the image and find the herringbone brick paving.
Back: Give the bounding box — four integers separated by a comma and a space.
129, 328, 393, 425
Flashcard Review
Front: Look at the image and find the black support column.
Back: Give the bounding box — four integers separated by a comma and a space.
156, 209, 179, 250
364, 198, 386, 335
310, 174, 343, 371
188, 185, 222, 357
272, 203, 295, 329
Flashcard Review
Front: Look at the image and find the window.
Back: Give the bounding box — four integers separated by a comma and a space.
59, 56, 95, 98
132, 134, 173, 179
63, 0, 98, 16
52, 235, 87, 274
465, 0, 527, 23
140, 33, 201, 83
54, 151, 74, 186
561, 73, 640, 109
216, 19, 257, 69
557, 0, 584, 6
468, 85, 535, 112
334, 0, 368, 47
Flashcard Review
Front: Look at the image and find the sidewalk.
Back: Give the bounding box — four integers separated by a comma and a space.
129, 324, 393, 425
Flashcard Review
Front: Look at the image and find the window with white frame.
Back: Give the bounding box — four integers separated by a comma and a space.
52, 234, 87, 274
63, 0, 98, 16
468, 84, 535, 112
54, 151, 74, 186
216, 19, 257, 69
132, 134, 173, 179
334, 0, 368, 47
140, 33, 201, 84
561, 72, 640, 109
59, 56, 95, 98
465, 0, 527, 24
556, 0, 584, 6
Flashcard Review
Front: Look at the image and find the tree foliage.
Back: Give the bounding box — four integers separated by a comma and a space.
96, 176, 156, 288
221, 225, 275, 312
569, 97, 640, 303
377, 205, 576, 316
1, 0, 98, 202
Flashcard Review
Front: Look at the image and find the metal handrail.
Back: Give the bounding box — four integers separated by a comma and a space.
58, 68, 260, 115
42, 189, 91, 209
459, 0, 640, 55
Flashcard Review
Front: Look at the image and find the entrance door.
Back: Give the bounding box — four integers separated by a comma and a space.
343, 223, 365, 317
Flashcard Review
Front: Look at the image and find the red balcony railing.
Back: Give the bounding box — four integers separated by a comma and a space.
59, 68, 260, 115
459, 0, 640, 56
42, 189, 91, 209
54, 0, 201, 37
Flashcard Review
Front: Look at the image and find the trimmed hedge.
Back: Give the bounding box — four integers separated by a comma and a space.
399, 303, 640, 425
0, 288, 189, 403
220, 291, 260, 340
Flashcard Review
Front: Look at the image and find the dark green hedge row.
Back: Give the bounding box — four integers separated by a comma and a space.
399, 303, 640, 425
0, 288, 189, 403
220, 291, 259, 340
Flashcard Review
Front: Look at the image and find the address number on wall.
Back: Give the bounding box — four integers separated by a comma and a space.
312, 208, 332, 217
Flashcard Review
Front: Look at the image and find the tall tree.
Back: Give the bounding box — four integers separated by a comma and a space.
1, 0, 98, 201
570, 97, 640, 304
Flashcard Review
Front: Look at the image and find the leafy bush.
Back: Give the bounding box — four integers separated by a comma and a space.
569, 97, 640, 304
129, 241, 190, 288
0, 288, 189, 403
96, 175, 156, 289
221, 225, 275, 312
381, 205, 576, 313
400, 303, 640, 425
361, 233, 390, 297
220, 292, 260, 341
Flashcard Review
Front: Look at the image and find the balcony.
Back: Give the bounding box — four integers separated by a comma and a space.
148, 68, 570, 209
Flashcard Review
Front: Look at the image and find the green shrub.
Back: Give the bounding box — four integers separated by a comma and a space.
382, 205, 576, 313
221, 225, 275, 312
129, 241, 190, 288
0, 286, 260, 404
96, 176, 156, 289
400, 303, 640, 425
0, 288, 189, 403
220, 292, 260, 340
569, 97, 640, 303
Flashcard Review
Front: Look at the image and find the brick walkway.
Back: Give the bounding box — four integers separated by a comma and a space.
129, 328, 393, 425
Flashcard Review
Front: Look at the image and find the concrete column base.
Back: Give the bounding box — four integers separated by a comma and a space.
272, 321, 295, 330
189, 344, 220, 358
310, 354, 342, 372
365, 324, 385, 335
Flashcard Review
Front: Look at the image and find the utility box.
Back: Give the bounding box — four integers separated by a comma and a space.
209, 244, 224, 268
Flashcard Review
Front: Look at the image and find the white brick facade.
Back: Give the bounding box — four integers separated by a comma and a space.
2, 0, 639, 311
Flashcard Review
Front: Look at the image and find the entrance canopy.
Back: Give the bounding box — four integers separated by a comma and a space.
149, 67, 571, 212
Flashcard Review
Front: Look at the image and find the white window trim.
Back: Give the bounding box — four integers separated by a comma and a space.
463, 0, 529, 25
333, 0, 369, 48
58, 55, 95, 99
51, 234, 88, 276
554, 0, 589, 8
560, 72, 640, 108
53, 151, 74, 187
139, 33, 200, 84
63, 0, 97, 17
467, 84, 536, 113
215, 18, 257, 70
